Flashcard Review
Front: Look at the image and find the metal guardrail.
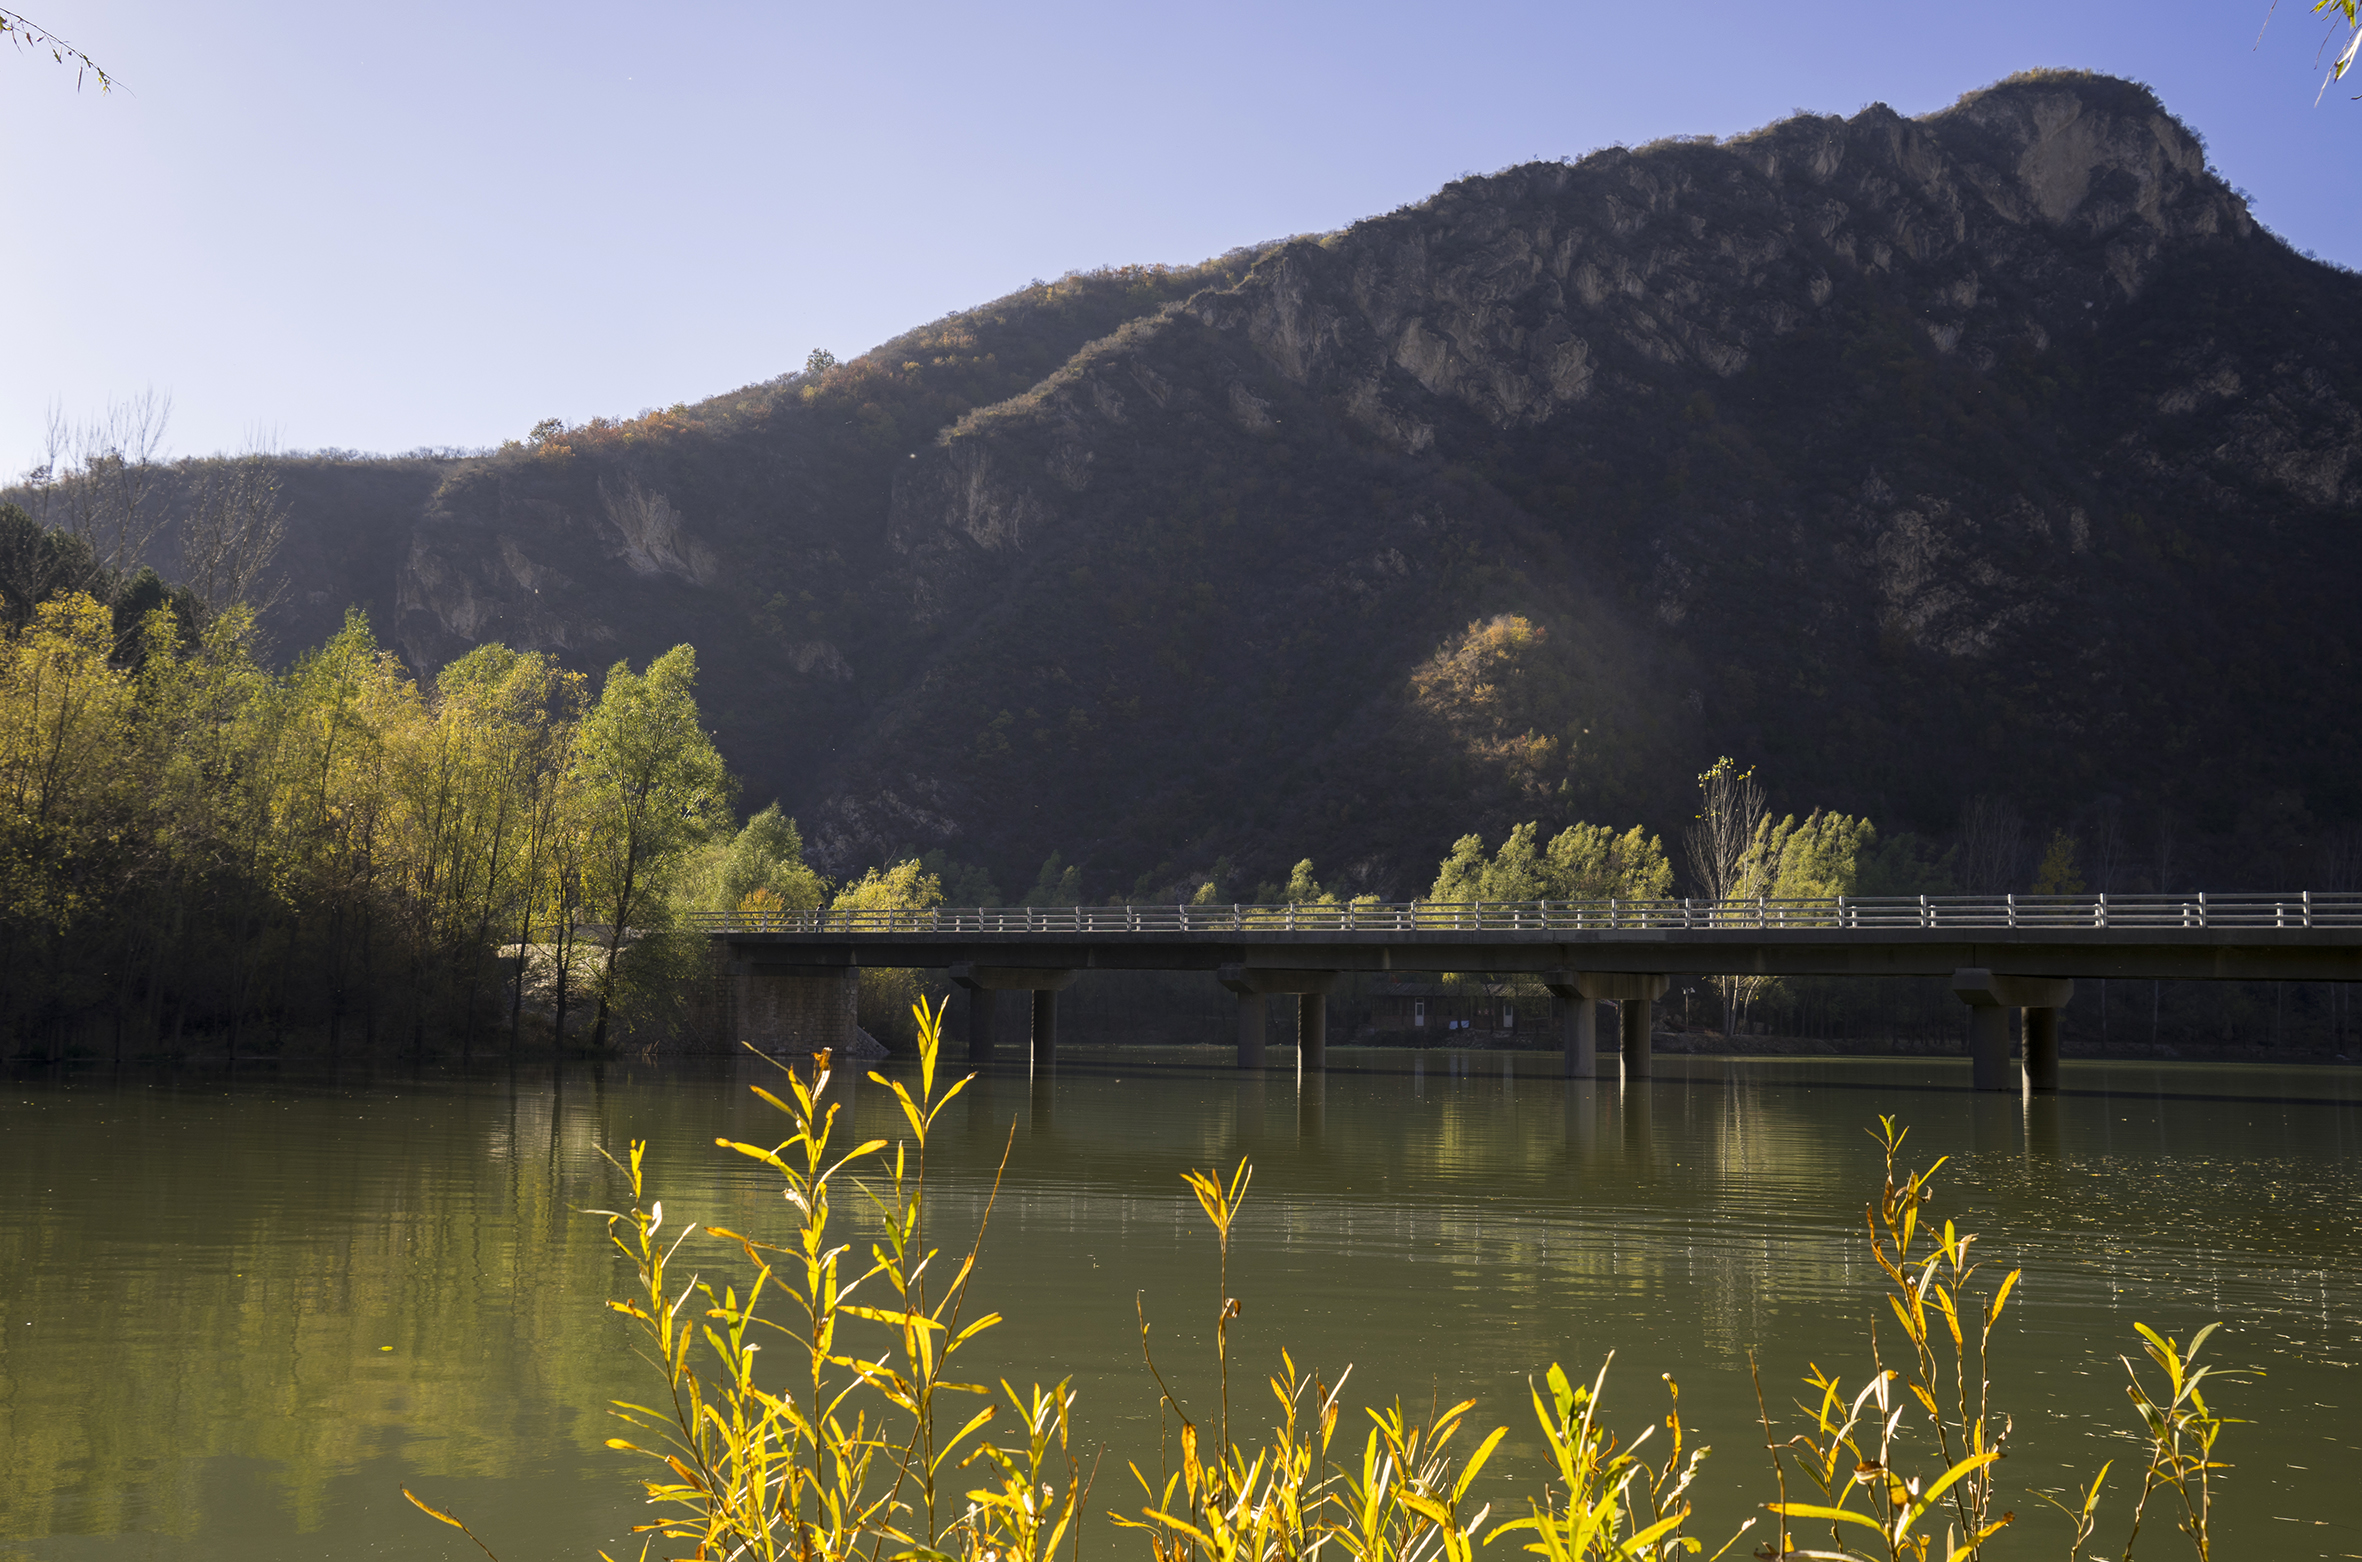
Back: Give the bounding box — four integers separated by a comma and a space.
687, 892, 2362, 937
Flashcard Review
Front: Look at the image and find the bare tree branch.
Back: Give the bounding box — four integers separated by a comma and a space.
177, 455, 289, 631
23, 391, 173, 599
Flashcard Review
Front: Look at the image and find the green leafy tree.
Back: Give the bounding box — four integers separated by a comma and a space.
832, 858, 945, 914
573, 646, 732, 1051
1546, 821, 1675, 900
914, 849, 999, 908
2031, 829, 2085, 896
1254, 858, 1339, 906
1429, 822, 1671, 902
678, 802, 827, 915
832, 858, 946, 1039
1019, 851, 1081, 906
1749, 810, 1878, 901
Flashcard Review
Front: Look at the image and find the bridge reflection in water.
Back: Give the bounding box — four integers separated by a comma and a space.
696, 894, 2362, 1092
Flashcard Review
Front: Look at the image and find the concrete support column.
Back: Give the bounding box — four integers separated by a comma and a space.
1620, 997, 1654, 1080
1965, 1004, 2011, 1091
2023, 1006, 2061, 1093
1548, 971, 1666, 1081
1299, 992, 1327, 1072
1235, 992, 1267, 1069
951, 964, 1077, 1067
966, 986, 999, 1065
1031, 988, 1058, 1068
1559, 995, 1596, 1079
1218, 965, 1336, 1072
1952, 970, 2072, 1094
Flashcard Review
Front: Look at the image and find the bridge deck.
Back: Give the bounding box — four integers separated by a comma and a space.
697, 894, 2362, 982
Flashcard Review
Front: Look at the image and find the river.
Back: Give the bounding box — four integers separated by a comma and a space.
5, 1050, 2359, 1560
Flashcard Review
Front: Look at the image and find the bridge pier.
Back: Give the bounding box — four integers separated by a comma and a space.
1543, 973, 1598, 1077
1218, 966, 1338, 1070
733, 964, 858, 1055
1234, 992, 1266, 1069
2023, 1005, 2062, 1092
1951, 970, 2074, 1092
1032, 988, 1059, 1067
950, 964, 1077, 1066
1563, 998, 1597, 1077
1545, 971, 1665, 1078
966, 987, 998, 1065
1545, 971, 1667, 1079
1620, 999, 1653, 1078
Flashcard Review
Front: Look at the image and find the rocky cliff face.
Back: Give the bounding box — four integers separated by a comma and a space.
124, 72, 2362, 894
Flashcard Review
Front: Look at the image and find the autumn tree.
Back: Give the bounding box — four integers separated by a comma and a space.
0, 594, 138, 1030
572, 645, 731, 1051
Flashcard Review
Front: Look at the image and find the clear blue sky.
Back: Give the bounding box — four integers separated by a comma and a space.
6, 0, 2357, 475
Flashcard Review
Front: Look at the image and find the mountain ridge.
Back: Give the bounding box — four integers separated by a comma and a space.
17, 69, 2360, 900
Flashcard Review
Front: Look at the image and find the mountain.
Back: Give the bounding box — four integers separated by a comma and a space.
39, 70, 2362, 898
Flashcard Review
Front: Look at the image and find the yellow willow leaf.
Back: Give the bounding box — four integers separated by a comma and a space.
402, 1489, 469, 1530
1400, 1491, 1455, 1526
1454, 1424, 1509, 1502
1611, 1505, 1690, 1559
1899, 1450, 1999, 1530
1138, 1508, 1219, 1548
1987, 1268, 2021, 1326
1945, 1511, 2015, 1560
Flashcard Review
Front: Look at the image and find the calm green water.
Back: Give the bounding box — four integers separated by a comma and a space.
5, 1050, 2361, 1560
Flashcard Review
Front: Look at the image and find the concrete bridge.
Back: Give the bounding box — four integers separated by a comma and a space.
696, 893, 2362, 1091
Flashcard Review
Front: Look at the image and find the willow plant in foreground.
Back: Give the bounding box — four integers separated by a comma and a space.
587, 996, 1096, 1562
401, 1034, 2254, 1562
1120, 1157, 1722, 1562
1749, 1118, 2018, 1561
1749, 1118, 2252, 1562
